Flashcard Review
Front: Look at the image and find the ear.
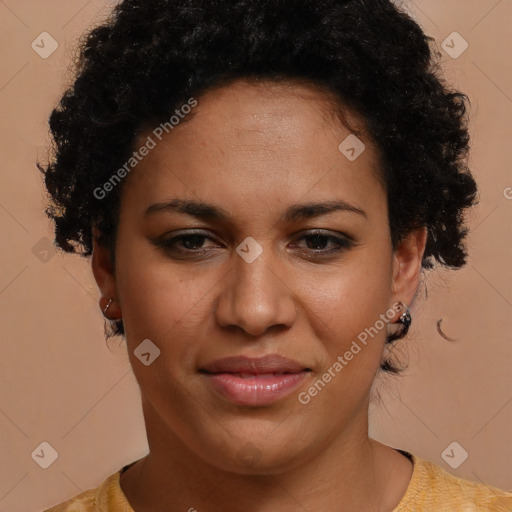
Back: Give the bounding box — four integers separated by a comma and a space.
391, 227, 427, 308
91, 227, 121, 317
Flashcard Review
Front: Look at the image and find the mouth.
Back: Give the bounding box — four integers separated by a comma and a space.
200, 371, 311, 406
199, 354, 312, 406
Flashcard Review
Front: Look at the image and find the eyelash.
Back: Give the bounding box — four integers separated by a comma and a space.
154, 229, 354, 257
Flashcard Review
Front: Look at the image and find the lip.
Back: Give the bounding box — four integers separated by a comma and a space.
200, 355, 311, 406
200, 354, 309, 374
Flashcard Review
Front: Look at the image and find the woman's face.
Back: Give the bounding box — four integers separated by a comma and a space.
93, 79, 425, 472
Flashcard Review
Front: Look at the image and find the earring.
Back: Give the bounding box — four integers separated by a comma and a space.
397, 301, 412, 335
102, 298, 113, 318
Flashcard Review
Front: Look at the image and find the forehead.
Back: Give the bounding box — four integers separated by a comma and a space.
120, 79, 385, 219
180, 78, 367, 143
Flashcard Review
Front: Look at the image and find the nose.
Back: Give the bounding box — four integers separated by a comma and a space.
215, 246, 297, 337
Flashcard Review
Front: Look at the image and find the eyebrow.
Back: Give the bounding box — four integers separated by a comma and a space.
145, 198, 367, 222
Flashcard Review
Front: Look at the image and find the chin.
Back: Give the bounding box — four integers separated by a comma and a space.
192, 422, 316, 475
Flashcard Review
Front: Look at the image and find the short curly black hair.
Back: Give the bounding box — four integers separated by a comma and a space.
38, 0, 478, 374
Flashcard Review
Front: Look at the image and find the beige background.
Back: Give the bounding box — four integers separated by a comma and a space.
0, 0, 511, 510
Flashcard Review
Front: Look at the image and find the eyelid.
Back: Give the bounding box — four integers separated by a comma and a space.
291, 230, 354, 251
295, 228, 355, 241
153, 228, 222, 244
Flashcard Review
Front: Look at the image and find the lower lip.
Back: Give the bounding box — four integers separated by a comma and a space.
202, 371, 309, 406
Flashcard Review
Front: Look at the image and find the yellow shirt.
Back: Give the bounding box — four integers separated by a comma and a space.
43, 451, 512, 511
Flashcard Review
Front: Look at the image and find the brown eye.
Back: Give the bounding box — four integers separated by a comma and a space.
292, 230, 354, 254
152, 230, 221, 256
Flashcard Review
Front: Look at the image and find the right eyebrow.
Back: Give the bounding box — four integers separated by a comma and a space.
145, 199, 231, 222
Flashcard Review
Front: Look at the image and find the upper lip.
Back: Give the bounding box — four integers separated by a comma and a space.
200, 354, 310, 374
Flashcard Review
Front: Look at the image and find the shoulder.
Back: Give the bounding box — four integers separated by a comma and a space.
41, 470, 131, 512
395, 451, 512, 511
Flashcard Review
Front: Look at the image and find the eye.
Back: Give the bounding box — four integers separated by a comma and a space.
153, 231, 220, 255
292, 229, 354, 255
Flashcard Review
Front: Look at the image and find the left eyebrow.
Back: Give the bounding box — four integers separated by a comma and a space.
280, 200, 367, 222
144, 198, 367, 222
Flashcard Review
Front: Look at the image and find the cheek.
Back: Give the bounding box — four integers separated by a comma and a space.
298, 270, 393, 411
298, 255, 394, 408
302, 252, 393, 339
115, 242, 222, 360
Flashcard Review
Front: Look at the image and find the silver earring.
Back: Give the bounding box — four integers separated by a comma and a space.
397, 302, 412, 334
103, 298, 113, 317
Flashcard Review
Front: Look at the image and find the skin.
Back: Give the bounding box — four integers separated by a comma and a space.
92, 79, 427, 512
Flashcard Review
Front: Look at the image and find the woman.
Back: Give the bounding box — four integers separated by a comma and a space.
39, 0, 511, 510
